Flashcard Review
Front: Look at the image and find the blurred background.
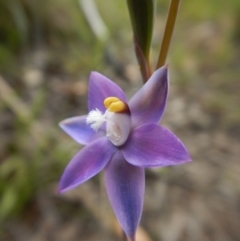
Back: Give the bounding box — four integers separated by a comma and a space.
0, 0, 240, 240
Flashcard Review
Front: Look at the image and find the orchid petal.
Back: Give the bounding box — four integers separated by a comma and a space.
59, 115, 105, 145
122, 124, 191, 167
104, 151, 144, 241
59, 137, 117, 192
88, 72, 127, 113
129, 66, 168, 128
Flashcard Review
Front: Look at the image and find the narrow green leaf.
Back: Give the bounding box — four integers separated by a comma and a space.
127, 0, 155, 57
127, 0, 156, 81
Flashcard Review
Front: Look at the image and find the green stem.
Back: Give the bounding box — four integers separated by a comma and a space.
156, 0, 181, 68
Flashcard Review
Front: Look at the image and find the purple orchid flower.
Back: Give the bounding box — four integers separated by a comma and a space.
59, 66, 191, 241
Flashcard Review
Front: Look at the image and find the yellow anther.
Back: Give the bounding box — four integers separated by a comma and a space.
104, 97, 128, 113
104, 97, 121, 109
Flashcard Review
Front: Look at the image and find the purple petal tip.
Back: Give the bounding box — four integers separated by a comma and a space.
123, 124, 191, 168
104, 152, 144, 241
59, 138, 116, 194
